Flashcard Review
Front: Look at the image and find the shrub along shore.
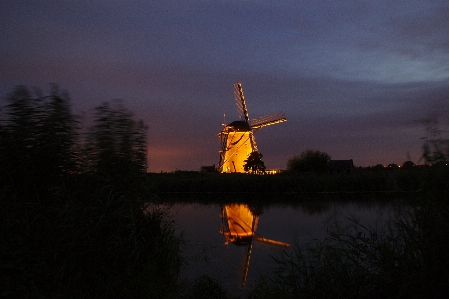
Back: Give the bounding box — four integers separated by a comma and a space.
1, 175, 183, 299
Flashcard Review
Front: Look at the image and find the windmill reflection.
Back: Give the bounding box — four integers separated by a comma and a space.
220, 204, 289, 285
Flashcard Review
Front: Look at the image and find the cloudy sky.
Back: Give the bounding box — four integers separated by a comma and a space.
1, 0, 449, 172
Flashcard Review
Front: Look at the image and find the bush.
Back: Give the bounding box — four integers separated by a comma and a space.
286, 150, 331, 173
182, 275, 232, 299
248, 192, 449, 298
0, 185, 182, 299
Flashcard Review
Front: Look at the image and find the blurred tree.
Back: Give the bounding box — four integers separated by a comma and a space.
387, 163, 399, 169
243, 151, 266, 174
287, 150, 331, 173
1, 86, 42, 188
421, 115, 449, 164
373, 164, 385, 170
83, 102, 148, 179
1, 85, 79, 197
38, 85, 79, 177
402, 161, 415, 169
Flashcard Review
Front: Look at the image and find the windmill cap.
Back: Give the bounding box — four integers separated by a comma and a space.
228, 120, 251, 131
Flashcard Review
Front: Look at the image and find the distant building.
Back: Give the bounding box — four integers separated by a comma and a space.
265, 169, 282, 175
329, 159, 354, 173
200, 164, 217, 173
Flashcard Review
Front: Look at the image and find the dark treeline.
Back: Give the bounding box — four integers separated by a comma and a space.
0, 85, 148, 200
150, 166, 449, 197
1, 85, 79, 198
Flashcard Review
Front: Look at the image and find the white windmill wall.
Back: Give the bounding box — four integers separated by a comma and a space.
221, 131, 255, 173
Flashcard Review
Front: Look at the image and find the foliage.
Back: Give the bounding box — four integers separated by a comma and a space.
1, 85, 182, 298
244, 151, 266, 174
37, 85, 80, 180
1, 86, 43, 186
82, 102, 148, 180
421, 114, 449, 164
1, 85, 150, 200
0, 85, 79, 198
0, 182, 183, 299
249, 193, 449, 299
286, 150, 331, 173
402, 160, 415, 169
182, 275, 233, 299
149, 165, 449, 196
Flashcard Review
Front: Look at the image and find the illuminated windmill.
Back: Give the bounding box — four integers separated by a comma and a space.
218, 82, 287, 173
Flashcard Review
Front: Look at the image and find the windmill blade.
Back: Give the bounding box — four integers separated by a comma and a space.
233, 83, 244, 120
234, 82, 249, 123
250, 111, 287, 129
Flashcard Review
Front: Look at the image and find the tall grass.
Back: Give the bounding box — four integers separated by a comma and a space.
180, 275, 236, 299
248, 191, 449, 299
1, 182, 183, 299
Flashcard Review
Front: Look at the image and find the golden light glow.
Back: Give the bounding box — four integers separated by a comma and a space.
219, 130, 255, 173
221, 204, 258, 242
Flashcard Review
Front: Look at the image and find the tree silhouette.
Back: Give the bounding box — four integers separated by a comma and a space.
83, 102, 148, 179
2, 86, 40, 182
1, 85, 149, 195
421, 115, 449, 164
1, 85, 79, 197
38, 85, 79, 177
287, 150, 331, 173
244, 151, 266, 174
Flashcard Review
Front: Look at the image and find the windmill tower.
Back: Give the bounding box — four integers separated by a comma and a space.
218, 82, 287, 173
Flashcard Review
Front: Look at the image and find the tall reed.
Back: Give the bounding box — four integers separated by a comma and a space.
1, 182, 183, 299
248, 192, 449, 299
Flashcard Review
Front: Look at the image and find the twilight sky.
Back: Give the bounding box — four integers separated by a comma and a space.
2, 0, 449, 172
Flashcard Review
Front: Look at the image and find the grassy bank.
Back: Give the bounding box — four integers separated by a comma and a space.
149, 166, 449, 196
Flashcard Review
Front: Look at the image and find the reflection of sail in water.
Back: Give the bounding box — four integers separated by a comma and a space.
220, 204, 289, 285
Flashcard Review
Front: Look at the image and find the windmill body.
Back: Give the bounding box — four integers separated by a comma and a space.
218, 82, 286, 173
219, 120, 256, 173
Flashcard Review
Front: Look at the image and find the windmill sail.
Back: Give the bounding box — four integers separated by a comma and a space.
250, 111, 287, 130
234, 82, 249, 123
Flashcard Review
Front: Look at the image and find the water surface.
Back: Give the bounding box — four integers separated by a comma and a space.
168, 197, 402, 293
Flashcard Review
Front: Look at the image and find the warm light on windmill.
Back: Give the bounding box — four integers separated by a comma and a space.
218, 82, 287, 173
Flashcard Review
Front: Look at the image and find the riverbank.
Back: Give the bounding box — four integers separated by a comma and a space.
2, 167, 448, 298
149, 165, 448, 196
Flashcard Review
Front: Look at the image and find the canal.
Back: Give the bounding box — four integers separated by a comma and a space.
165, 196, 405, 294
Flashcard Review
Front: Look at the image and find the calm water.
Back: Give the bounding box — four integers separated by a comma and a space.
167, 198, 403, 294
